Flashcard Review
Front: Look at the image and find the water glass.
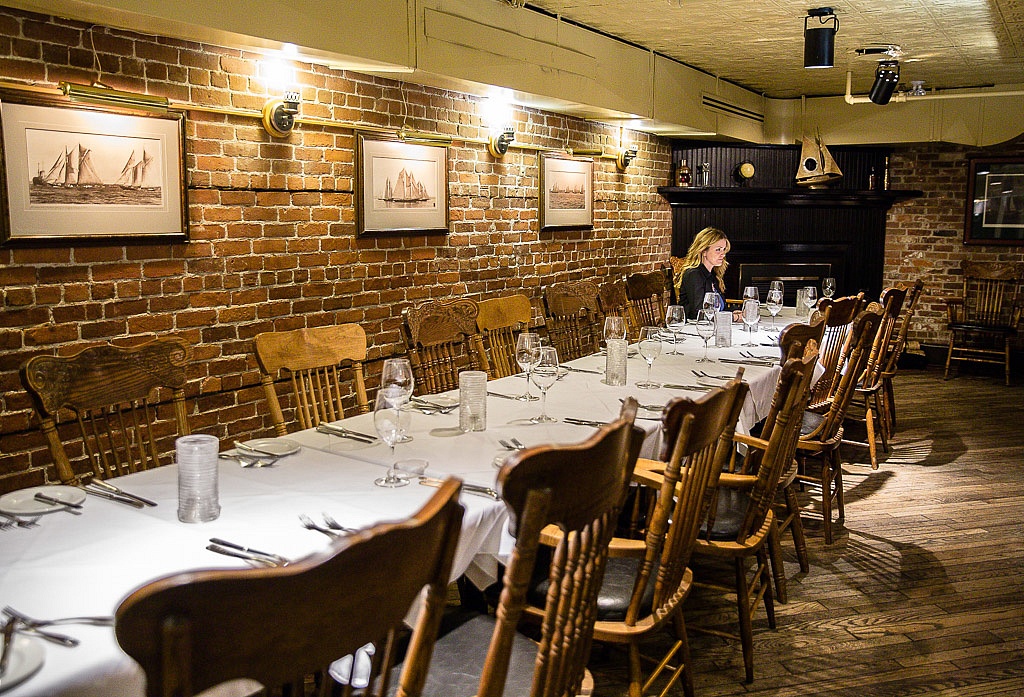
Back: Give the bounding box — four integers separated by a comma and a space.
604, 338, 628, 386
743, 286, 759, 302
373, 391, 411, 488
803, 286, 818, 319
665, 305, 686, 354
458, 370, 487, 432
766, 288, 783, 331
636, 326, 662, 389
515, 332, 541, 402
530, 346, 559, 423
742, 299, 760, 346
176, 434, 220, 523
695, 310, 715, 363
822, 277, 836, 299
603, 315, 627, 345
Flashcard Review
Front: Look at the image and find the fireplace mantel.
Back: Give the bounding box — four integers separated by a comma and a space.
658, 187, 923, 209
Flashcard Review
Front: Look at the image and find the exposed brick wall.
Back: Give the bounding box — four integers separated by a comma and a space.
884, 139, 1024, 350
0, 7, 672, 491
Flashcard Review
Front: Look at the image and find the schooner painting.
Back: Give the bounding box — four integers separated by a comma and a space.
1, 94, 186, 244
357, 135, 448, 236
540, 154, 593, 230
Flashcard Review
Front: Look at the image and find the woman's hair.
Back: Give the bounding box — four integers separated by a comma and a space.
681, 226, 730, 292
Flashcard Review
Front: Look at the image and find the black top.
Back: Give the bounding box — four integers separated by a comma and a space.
679, 265, 723, 319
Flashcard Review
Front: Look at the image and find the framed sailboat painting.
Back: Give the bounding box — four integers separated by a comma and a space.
0, 89, 187, 245
540, 154, 593, 231
356, 134, 449, 236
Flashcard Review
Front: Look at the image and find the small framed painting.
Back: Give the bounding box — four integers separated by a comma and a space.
356, 134, 449, 236
965, 157, 1024, 245
540, 154, 593, 230
0, 89, 187, 245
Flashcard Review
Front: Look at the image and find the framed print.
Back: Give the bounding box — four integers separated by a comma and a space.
965, 157, 1024, 245
0, 90, 187, 245
540, 154, 593, 231
356, 134, 449, 236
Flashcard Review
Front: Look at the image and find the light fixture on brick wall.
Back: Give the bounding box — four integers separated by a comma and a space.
262, 91, 301, 137
616, 145, 638, 171
60, 82, 168, 112
482, 93, 515, 158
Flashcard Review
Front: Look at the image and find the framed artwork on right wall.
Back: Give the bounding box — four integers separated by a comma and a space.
965, 157, 1024, 245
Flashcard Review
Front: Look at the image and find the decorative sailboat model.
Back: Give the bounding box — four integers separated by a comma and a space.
795, 132, 842, 188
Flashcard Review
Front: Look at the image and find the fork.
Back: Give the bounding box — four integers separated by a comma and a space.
2, 606, 113, 628
299, 513, 340, 538
692, 369, 732, 380
0, 511, 38, 528
321, 512, 358, 533
619, 398, 663, 412
499, 439, 525, 451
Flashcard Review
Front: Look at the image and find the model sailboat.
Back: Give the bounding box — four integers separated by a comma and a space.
795, 132, 842, 188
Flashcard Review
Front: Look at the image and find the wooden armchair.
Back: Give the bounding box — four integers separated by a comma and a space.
597, 279, 639, 341
401, 298, 489, 395
412, 400, 643, 697
881, 278, 925, 433
254, 324, 370, 437
475, 294, 532, 379
625, 270, 669, 328
778, 307, 828, 362
542, 280, 602, 361
20, 336, 192, 485
116, 479, 464, 697
944, 260, 1022, 385
809, 293, 866, 407
692, 347, 817, 684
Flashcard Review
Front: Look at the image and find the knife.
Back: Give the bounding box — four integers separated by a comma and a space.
88, 479, 158, 507
206, 543, 281, 567
563, 417, 607, 427
209, 538, 289, 566
563, 366, 603, 375
81, 485, 146, 508
34, 492, 83, 509
662, 384, 714, 391
315, 423, 377, 443
234, 441, 286, 458
487, 391, 519, 401
418, 477, 500, 501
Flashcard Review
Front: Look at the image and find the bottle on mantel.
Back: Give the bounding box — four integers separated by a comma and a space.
675, 159, 691, 187
868, 167, 878, 190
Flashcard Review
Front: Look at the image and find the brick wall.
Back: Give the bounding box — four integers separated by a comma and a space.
884, 139, 1024, 350
0, 7, 672, 491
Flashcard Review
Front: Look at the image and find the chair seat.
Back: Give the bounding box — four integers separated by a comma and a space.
800, 409, 825, 436
527, 555, 656, 622
701, 487, 751, 542
948, 322, 1016, 335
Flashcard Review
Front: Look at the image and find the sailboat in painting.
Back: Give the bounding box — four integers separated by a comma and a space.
115, 149, 157, 190
795, 132, 842, 188
32, 145, 104, 188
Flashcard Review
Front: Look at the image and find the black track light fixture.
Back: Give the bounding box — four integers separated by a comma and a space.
804, 7, 839, 69
868, 60, 900, 105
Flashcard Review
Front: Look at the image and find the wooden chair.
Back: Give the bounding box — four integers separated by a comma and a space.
692, 347, 818, 684
778, 308, 828, 362
542, 280, 602, 362
845, 287, 907, 469
20, 336, 192, 485
795, 307, 882, 544
625, 270, 669, 328
809, 293, 866, 407
254, 324, 370, 437
587, 378, 748, 697
412, 400, 644, 697
661, 261, 678, 306
944, 260, 1022, 386
475, 294, 532, 379
401, 298, 490, 396
116, 479, 464, 697
597, 279, 638, 341
880, 278, 925, 434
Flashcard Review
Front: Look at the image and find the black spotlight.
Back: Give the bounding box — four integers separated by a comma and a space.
869, 60, 900, 105
804, 7, 839, 69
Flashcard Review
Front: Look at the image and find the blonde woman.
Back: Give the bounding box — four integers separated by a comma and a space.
677, 226, 740, 321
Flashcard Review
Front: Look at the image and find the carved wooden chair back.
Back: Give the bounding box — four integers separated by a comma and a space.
402, 298, 489, 395
886, 278, 925, 374
20, 337, 192, 485
542, 280, 601, 361
254, 324, 370, 437
597, 279, 638, 341
861, 287, 908, 391
625, 270, 669, 328
809, 293, 866, 406
475, 294, 533, 379
778, 307, 828, 363
115, 479, 464, 697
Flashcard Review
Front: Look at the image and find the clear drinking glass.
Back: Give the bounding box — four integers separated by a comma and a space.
530, 346, 559, 423
515, 332, 541, 401
702, 292, 718, 317
603, 315, 627, 346
803, 286, 818, 319
636, 326, 662, 388
373, 391, 411, 488
743, 285, 759, 302
665, 305, 686, 355
742, 299, 760, 346
695, 310, 715, 363
822, 277, 836, 299
766, 289, 783, 331
381, 358, 415, 443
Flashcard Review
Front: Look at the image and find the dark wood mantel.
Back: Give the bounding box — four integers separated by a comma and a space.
658, 186, 923, 209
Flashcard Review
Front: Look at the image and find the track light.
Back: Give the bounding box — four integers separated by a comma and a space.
868, 60, 900, 105
804, 7, 839, 69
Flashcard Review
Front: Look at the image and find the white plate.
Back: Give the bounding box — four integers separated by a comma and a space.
0, 485, 86, 516
0, 634, 45, 693
238, 438, 300, 457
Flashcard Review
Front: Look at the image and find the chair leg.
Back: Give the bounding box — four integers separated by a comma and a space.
1005, 337, 1012, 386
733, 558, 755, 684
884, 377, 897, 432
865, 404, 879, 470
767, 519, 788, 604
672, 612, 696, 697
834, 451, 846, 524
820, 456, 834, 545
783, 484, 809, 573
944, 334, 955, 379
627, 642, 643, 697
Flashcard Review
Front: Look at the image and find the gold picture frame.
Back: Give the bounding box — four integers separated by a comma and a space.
540, 154, 594, 231
356, 134, 449, 236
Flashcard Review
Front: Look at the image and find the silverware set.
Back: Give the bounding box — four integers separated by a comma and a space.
315, 422, 377, 444
740, 351, 777, 361
487, 391, 519, 401
206, 538, 290, 567
0, 606, 114, 649
410, 397, 458, 414
563, 417, 607, 428
299, 513, 344, 538
86, 479, 158, 507
563, 365, 603, 375
0, 511, 39, 529
661, 383, 714, 391
499, 438, 525, 451
419, 476, 500, 500
619, 398, 663, 412
691, 369, 733, 380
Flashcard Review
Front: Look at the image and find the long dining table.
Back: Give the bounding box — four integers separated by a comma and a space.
0, 311, 804, 697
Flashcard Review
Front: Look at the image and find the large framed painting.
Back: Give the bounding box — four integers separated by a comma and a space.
540, 154, 593, 231
965, 157, 1024, 245
0, 90, 187, 245
356, 134, 449, 236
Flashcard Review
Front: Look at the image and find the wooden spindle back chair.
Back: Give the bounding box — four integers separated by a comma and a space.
778, 307, 828, 363
809, 293, 866, 407
20, 336, 192, 485
116, 479, 464, 697
597, 279, 638, 341
625, 270, 670, 328
254, 324, 370, 436
475, 294, 533, 379
944, 260, 1022, 385
542, 280, 602, 361
880, 278, 925, 433
401, 298, 489, 395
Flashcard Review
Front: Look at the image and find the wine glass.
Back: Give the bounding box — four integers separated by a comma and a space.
803, 286, 818, 319
702, 291, 718, 318
741, 299, 760, 346
664, 305, 686, 355
769, 280, 784, 296
694, 310, 715, 363
743, 285, 759, 303
515, 332, 541, 401
372, 391, 411, 488
380, 358, 414, 442
530, 346, 559, 423
603, 315, 627, 346
822, 277, 836, 299
766, 288, 783, 331
636, 326, 662, 389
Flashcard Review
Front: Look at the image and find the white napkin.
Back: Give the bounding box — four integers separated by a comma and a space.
328, 643, 376, 687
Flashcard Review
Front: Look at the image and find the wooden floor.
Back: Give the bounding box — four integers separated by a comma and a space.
588, 367, 1024, 697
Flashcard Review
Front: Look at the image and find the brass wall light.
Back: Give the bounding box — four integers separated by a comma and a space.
488, 125, 516, 157
60, 82, 169, 111
616, 146, 638, 171
262, 90, 301, 137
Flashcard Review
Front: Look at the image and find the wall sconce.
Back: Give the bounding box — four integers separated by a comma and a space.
262, 91, 301, 137
869, 60, 900, 105
488, 125, 516, 157
60, 82, 169, 111
804, 7, 839, 69
616, 146, 638, 171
